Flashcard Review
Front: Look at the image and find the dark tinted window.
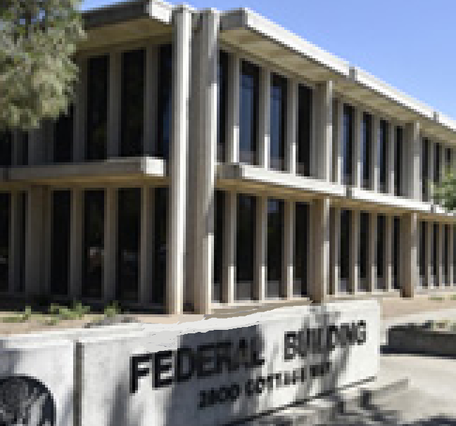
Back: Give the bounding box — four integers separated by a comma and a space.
87, 55, 109, 160
217, 51, 229, 162
267, 198, 283, 297
153, 187, 168, 304
393, 216, 400, 290
156, 44, 172, 160
419, 221, 427, 287
0, 193, 10, 291
121, 49, 145, 157
17, 132, 29, 166
0, 132, 12, 167
376, 214, 385, 289
340, 209, 351, 292
297, 85, 312, 176
422, 138, 430, 201
361, 113, 372, 189
213, 190, 225, 301
294, 202, 309, 296
432, 223, 438, 284
394, 127, 403, 196
270, 74, 286, 171
379, 120, 388, 193
359, 212, 369, 291
342, 105, 354, 185
444, 224, 450, 285
434, 143, 441, 184
54, 106, 73, 163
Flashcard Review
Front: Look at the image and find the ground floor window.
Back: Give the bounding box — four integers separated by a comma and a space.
393, 216, 401, 290
213, 190, 225, 302
432, 223, 438, 286
444, 224, 450, 286
419, 221, 427, 288
117, 188, 141, 302
0, 193, 10, 292
294, 202, 309, 297
51, 190, 71, 296
267, 198, 283, 298
236, 194, 256, 300
376, 214, 385, 290
17, 192, 27, 293
152, 187, 168, 305
339, 209, 351, 293
83, 190, 105, 299
359, 211, 369, 291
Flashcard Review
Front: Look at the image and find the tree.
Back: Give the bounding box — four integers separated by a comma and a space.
0, 0, 85, 131
433, 172, 456, 211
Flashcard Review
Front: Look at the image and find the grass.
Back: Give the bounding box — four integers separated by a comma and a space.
48, 301, 91, 321
450, 294, 456, 301
429, 295, 445, 301
104, 301, 121, 318
1, 305, 33, 323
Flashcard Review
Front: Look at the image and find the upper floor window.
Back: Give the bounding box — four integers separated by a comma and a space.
121, 49, 145, 157
270, 73, 287, 171
378, 119, 388, 193
0, 131, 12, 167
87, 55, 109, 161
434, 142, 441, 185
156, 44, 172, 160
342, 104, 354, 185
422, 138, 430, 201
54, 106, 73, 163
445, 147, 452, 172
239, 60, 259, 165
297, 84, 312, 176
361, 113, 372, 189
217, 51, 229, 162
394, 126, 403, 196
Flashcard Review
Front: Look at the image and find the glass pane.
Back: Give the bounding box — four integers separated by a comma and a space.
0, 132, 12, 167
342, 105, 354, 185
267, 198, 283, 297
156, 44, 172, 160
54, 106, 74, 163
419, 221, 427, 287
422, 138, 430, 201
17, 132, 29, 166
394, 127, 402, 196
217, 51, 229, 162
361, 113, 371, 189
379, 120, 388, 193
432, 223, 438, 286
294, 202, 309, 296
434, 143, 441, 184
0, 193, 10, 292
340, 209, 351, 292
297, 85, 312, 176
153, 187, 168, 304
270, 74, 286, 171
213, 190, 225, 302
376, 214, 385, 289
393, 216, 400, 290
359, 212, 369, 291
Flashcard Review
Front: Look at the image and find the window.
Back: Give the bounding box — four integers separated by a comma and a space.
0, 131, 12, 167
361, 113, 372, 189
445, 147, 452, 173
419, 221, 427, 287
51, 190, 71, 296
87, 55, 109, 160
213, 190, 225, 302
421, 138, 430, 201
54, 106, 73, 163
0, 193, 10, 291
270, 74, 286, 171
16, 192, 27, 293
376, 214, 385, 289
117, 188, 141, 302
267, 198, 283, 297
294, 202, 309, 296
156, 44, 172, 160
444, 224, 450, 286
121, 49, 145, 157
152, 187, 168, 304
340, 209, 351, 292
239, 61, 259, 165
342, 105, 354, 185
434, 143, 441, 185
17, 132, 29, 166
432, 223, 438, 286
393, 216, 400, 290
379, 120, 388, 193
394, 127, 403, 196
217, 51, 229, 162
83, 190, 105, 299
236, 194, 256, 300
297, 85, 312, 176
359, 212, 369, 291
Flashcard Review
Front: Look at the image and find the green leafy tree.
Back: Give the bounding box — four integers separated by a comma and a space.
0, 0, 85, 131
433, 171, 456, 211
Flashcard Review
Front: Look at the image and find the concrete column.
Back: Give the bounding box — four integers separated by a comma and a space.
333, 99, 343, 184
402, 213, 418, 298
330, 206, 340, 295
368, 212, 377, 292
166, 6, 192, 314
353, 108, 362, 188
285, 80, 297, 174
388, 123, 395, 194
385, 215, 393, 292
227, 54, 240, 163
69, 188, 83, 299
144, 46, 158, 156
108, 51, 121, 158
222, 192, 236, 304
139, 187, 154, 304
103, 187, 117, 302
258, 69, 271, 168
254, 196, 267, 301
371, 116, 379, 192
25, 186, 45, 296
449, 225, 454, 286
405, 122, 421, 200
74, 57, 87, 161
437, 223, 444, 287
315, 81, 333, 181
309, 198, 330, 302
283, 200, 295, 298
350, 209, 360, 294
192, 10, 219, 314
425, 222, 432, 288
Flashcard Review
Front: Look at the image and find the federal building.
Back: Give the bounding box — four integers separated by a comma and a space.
0, 0, 455, 314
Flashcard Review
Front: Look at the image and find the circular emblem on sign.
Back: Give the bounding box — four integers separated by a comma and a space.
0, 376, 55, 426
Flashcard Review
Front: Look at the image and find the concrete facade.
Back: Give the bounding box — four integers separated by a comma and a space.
1, 0, 456, 314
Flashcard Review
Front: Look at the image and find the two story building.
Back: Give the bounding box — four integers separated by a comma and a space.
0, 0, 455, 314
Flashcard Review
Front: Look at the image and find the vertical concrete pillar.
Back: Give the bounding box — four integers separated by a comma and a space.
285, 80, 297, 174
330, 206, 340, 295
402, 213, 418, 298
368, 212, 377, 292
166, 6, 192, 314
69, 188, 83, 299
192, 10, 219, 314
25, 186, 45, 296
74, 57, 87, 162
227, 54, 240, 163
103, 187, 117, 302
353, 107, 362, 188
333, 99, 343, 184
283, 200, 295, 298
350, 209, 360, 294
388, 123, 395, 194
385, 215, 393, 292
144, 46, 158, 156
222, 192, 236, 304
404, 122, 421, 200
258, 69, 271, 168
310, 198, 330, 302
108, 51, 121, 158
371, 116, 379, 192
139, 187, 154, 304
254, 196, 267, 301
315, 81, 333, 181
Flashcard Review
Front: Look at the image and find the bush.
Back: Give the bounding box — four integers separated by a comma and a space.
104, 301, 121, 318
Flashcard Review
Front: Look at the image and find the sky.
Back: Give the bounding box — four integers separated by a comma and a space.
81, 0, 456, 119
